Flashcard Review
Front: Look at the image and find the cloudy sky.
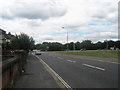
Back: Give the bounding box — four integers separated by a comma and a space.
0, 0, 119, 44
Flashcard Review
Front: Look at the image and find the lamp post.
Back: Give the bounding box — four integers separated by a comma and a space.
104, 39, 108, 50
62, 27, 68, 51
73, 42, 75, 51
106, 39, 108, 50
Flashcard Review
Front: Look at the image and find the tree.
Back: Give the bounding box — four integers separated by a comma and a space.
30, 37, 35, 50
69, 42, 74, 50
48, 42, 63, 51
75, 41, 80, 50
34, 40, 119, 51
35, 43, 46, 51
107, 40, 115, 48
10, 35, 20, 49
115, 40, 120, 49
35, 44, 41, 50
80, 40, 92, 50
10, 33, 35, 51
96, 41, 103, 49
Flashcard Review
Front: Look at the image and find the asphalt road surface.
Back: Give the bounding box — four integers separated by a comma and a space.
37, 52, 119, 88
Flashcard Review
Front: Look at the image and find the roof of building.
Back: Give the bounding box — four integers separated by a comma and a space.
0, 28, 6, 34
0, 28, 14, 39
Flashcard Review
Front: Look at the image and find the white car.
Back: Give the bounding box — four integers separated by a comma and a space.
35, 50, 41, 55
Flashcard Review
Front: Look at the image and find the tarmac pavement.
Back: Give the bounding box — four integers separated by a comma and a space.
14, 54, 61, 88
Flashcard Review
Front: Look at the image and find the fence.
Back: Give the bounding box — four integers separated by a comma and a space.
2, 50, 15, 61
1, 50, 28, 89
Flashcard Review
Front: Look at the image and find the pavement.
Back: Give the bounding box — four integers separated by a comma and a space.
14, 53, 61, 88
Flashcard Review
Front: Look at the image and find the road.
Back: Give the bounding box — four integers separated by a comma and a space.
37, 52, 119, 88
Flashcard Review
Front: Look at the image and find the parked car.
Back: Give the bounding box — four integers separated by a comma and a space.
35, 50, 41, 55
80, 49, 86, 51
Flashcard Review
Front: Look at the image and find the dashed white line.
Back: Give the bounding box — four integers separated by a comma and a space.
57, 57, 63, 60
73, 61, 76, 63
67, 60, 76, 63
98, 60, 104, 62
67, 60, 72, 62
82, 63, 105, 71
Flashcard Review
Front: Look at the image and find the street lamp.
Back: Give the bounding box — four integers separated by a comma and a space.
106, 39, 108, 50
62, 27, 69, 51
73, 42, 75, 51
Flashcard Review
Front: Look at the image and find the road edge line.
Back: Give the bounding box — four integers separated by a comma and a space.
33, 54, 73, 90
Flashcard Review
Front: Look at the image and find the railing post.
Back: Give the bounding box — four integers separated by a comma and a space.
14, 50, 28, 75
14, 51, 22, 75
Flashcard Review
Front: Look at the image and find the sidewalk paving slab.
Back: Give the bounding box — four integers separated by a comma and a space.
14, 54, 61, 88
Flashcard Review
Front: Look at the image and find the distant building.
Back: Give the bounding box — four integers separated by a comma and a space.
0, 28, 6, 45
6, 32, 15, 42
0, 28, 14, 50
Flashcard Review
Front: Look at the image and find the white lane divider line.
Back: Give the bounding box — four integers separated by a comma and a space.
82, 63, 105, 71
57, 57, 63, 59
67, 60, 76, 63
98, 60, 104, 62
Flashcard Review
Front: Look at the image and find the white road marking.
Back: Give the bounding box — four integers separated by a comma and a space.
67, 60, 72, 62
57, 57, 63, 60
67, 60, 76, 63
98, 60, 104, 62
34, 54, 73, 90
72, 61, 76, 63
82, 63, 105, 71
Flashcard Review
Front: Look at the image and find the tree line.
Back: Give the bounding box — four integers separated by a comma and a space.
35, 40, 120, 51
5, 33, 119, 51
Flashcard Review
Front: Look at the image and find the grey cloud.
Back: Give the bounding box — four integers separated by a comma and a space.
92, 12, 107, 20
83, 32, 118, 42
91, 3, 117, 24
94, 15, 106, 19
1, 1, 67, 20
0, 9, 14, 20
108, 34, 118, 39
27, 20, 41, 27
44, 37, 53, 40
1, 14, 13, 20
67, 25, 80, 29
65, 23, 84, 31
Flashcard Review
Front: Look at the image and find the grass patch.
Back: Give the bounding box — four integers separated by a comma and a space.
54, 50, 119, 58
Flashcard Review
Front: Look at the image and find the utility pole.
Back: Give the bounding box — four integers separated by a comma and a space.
62, 27, 69, 51
73, 43, 75, 51
67, 28, 68, 51
106, 39, 108, 50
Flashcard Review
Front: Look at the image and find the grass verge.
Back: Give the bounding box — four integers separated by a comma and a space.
54, 50, 119, 58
